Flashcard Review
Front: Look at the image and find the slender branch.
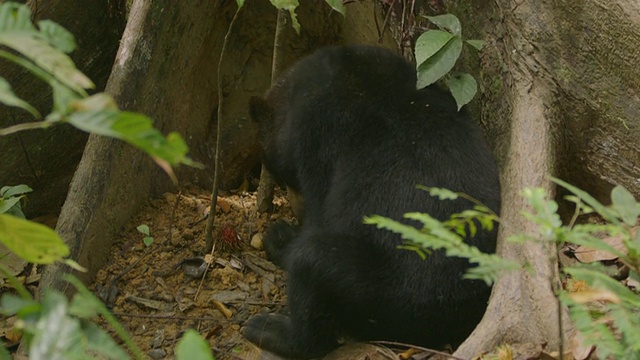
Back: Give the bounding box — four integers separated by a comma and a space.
0, 120, 53, 135
205, 4, 244, 251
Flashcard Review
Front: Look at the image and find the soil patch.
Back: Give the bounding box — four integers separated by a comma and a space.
92, 185, 295, 360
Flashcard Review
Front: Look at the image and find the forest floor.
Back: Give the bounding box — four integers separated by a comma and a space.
91, 186, 434, 360
91, 185, 295, 360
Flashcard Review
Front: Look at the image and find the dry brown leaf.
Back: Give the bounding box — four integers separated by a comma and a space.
398, 347, 418, 359
573, 227, 637, 263
217, 198, 232, 213
570, 330, 594, 360
566, 279, 590, 293
5, 325, 22, 344
567, 289, 620, 304
211, 298, 233, 319
323, 343, 397, 360
125, 294, 173, 311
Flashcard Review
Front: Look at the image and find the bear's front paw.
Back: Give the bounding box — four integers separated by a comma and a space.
243, 313, 295, 356
263, 221, 299, 267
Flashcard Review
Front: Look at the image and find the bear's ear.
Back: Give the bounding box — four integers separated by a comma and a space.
249, 96, 274, 126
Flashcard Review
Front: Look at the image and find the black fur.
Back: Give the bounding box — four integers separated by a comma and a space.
244, 45, 501, 359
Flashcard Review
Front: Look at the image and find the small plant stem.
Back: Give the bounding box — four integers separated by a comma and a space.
205, 4, 244, 251
0, 121, 53, 135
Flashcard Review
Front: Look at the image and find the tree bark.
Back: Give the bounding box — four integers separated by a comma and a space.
446, 0, 640, 355
455, 50, 568, 357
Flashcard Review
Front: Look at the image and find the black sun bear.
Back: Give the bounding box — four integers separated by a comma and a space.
244, 45, 501, 359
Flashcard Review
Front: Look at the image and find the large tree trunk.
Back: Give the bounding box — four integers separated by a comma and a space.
0, 0, 126, 218
440, 0, 640, 355
455, 47, 568, 357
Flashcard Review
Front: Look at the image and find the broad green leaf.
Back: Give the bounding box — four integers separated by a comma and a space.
64, 274, 145, 359
270, 0, 301, 34
175, 329, 215, 360
136, 224, 150, 236
416, 35, 462, 89
70, 92, 118, 112
1, 184, 33, 199
82, 322, 130, 360
0, 293, 40, 316
50, 79, 83, 115
611, 185, 639, 226
466, 39, 485, 51
445, 72, 477, 110
64, 110, 126, 138
0, 32, 93, 93
66, 105, 191, 165
69, 291, 100, 320
30, 290, 84, 360
0, 77, 41, 118
37, 20, 76, 54
143, 237, 153, 247
425, 14, 461, 36
0, 197, 22, 215
0, 3, 36, 33
114, 114, 189, 165
415, 30, 454, 68
236, 0, 245, 8
0, 214, 69, 264
0, 342, 10, 360
324, 0, 346, 16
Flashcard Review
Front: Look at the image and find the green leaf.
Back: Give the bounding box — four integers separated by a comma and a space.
0, 214, 69, 264
0, 293, 40, 316
136, 224, 150, 236
0, 77, 41, 118
69, 291, 100, 320
30, 290, 85, 360
416, 35, 462, 89
1, 184, 33, 199
50, 79, 83, 116
445, 72, 477, 110
82, 321, 130, 360
65, 108, 192, 167
552, 177, 620, 224
236, 0, 245, 8
143, 237, 154, 247
416, 185, 459, 200
0, 32, 93, 93
37, 20, 76, 54
324, 0, 346, 16
611, 185, 639, 226
176, 329, 215, 360
415, 30, 455, 68
0, 343, 10, 360
0, 197, 22, 215
465, 39, 485, 51
270, 0, 301, 34
64, 275, 145, 359
425, 14, 461, 36
0, 3, 36, 33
